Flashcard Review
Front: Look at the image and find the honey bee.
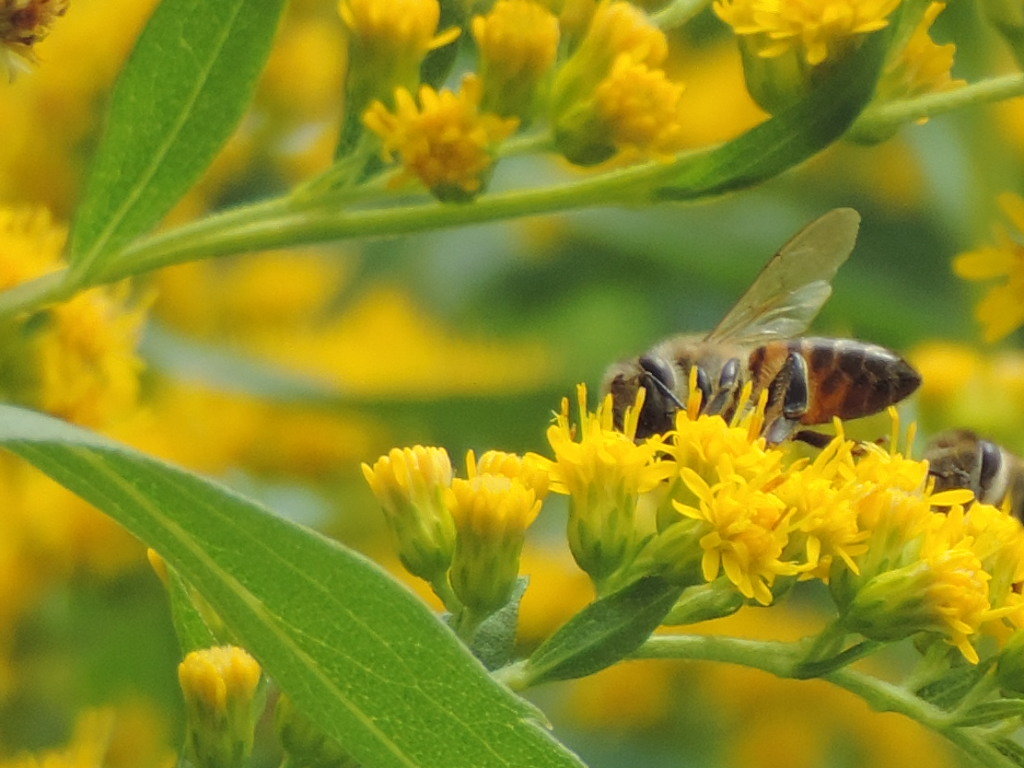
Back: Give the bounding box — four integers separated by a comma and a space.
603, 208, 922, 444
924, 429, 1024, 521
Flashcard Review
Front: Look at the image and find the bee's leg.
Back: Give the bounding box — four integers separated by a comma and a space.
792, 430, 833, 449
694, 365, 713, 413
707, 357, 741, 417
764, 353, 809, 445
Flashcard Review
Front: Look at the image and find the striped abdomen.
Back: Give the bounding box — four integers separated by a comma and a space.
749, 337, 921, 425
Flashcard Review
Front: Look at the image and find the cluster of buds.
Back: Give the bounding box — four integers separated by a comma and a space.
362, 446, 547, 626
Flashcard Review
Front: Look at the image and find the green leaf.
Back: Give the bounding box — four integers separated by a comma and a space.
165, 568, 220, 653
953, 700, 1024, 727
654, 28, 890, 199
67, 0, 286, 277
470, 577, 529, 671
917, 659, 997, 709
995, 738, 1024, 768
0, 406, 584, 768
523, 577, 684, 686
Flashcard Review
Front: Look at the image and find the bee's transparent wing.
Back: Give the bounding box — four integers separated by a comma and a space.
705, 208, 861, 344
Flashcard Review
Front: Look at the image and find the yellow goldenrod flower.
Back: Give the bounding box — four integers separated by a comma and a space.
361, 445, 456, 582
472, 0, 560, 121
0, 207, 144, 427
775, 443, 870, 581
846, 542, 992, 663
447, 473, 542, 614
35, 287, 146, 427
586, 54, 687, 161
877, 3, 962, 104
715, 0, 898, 111
364, 75, 519, 201
672, 471, 798, 605
0, 0, 68, 80
339, 0, 459, 124
541, 384, 676, 589
551, 0, 679, 164
668, 397, 782, 491
961, 502, 1024, 637
954, 193, 1024, 343
714, 0, 900, 67
178, 646, 262, 768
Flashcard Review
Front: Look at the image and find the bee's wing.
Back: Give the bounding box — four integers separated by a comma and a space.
705, 208, 861, 344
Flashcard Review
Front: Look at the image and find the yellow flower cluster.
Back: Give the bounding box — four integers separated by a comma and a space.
370, 385, 1024, 664
0, 206, 144, 426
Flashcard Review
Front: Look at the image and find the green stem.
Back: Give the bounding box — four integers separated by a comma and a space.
849, 73, 1024, 142
636, 634, 1021, 768
653, 0, 712, 29
54, 151, 698, 293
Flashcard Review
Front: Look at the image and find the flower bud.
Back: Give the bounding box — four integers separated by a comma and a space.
447, 474, 541, 615
339, 0, 459, 125
178, 646, 263, 768
844, 548, 990, 663
472, 0, 560, 122
361, 446, 456, 582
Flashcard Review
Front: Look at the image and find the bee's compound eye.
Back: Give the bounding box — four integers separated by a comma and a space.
638, 356, 675, 389
979, 440, 1003, 490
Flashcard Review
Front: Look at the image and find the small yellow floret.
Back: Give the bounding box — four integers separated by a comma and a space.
364, 75, 519, 201
592, 54, 687, 159
542, 384, 675, 584
714, 0, 900, 66
674, 470, 797, 605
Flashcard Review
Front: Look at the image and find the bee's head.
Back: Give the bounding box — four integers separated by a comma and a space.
602, 355, 681, 439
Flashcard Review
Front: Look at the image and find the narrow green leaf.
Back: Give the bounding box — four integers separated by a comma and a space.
0, 406, 584, 768
953, 700, 1024, 727
995, 738, 1024, 768
166, 569, 220, 653
917, 659, 997, 709
655, 28, 890, 199
524, 577, 684, 686
67, 0, 286, 276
